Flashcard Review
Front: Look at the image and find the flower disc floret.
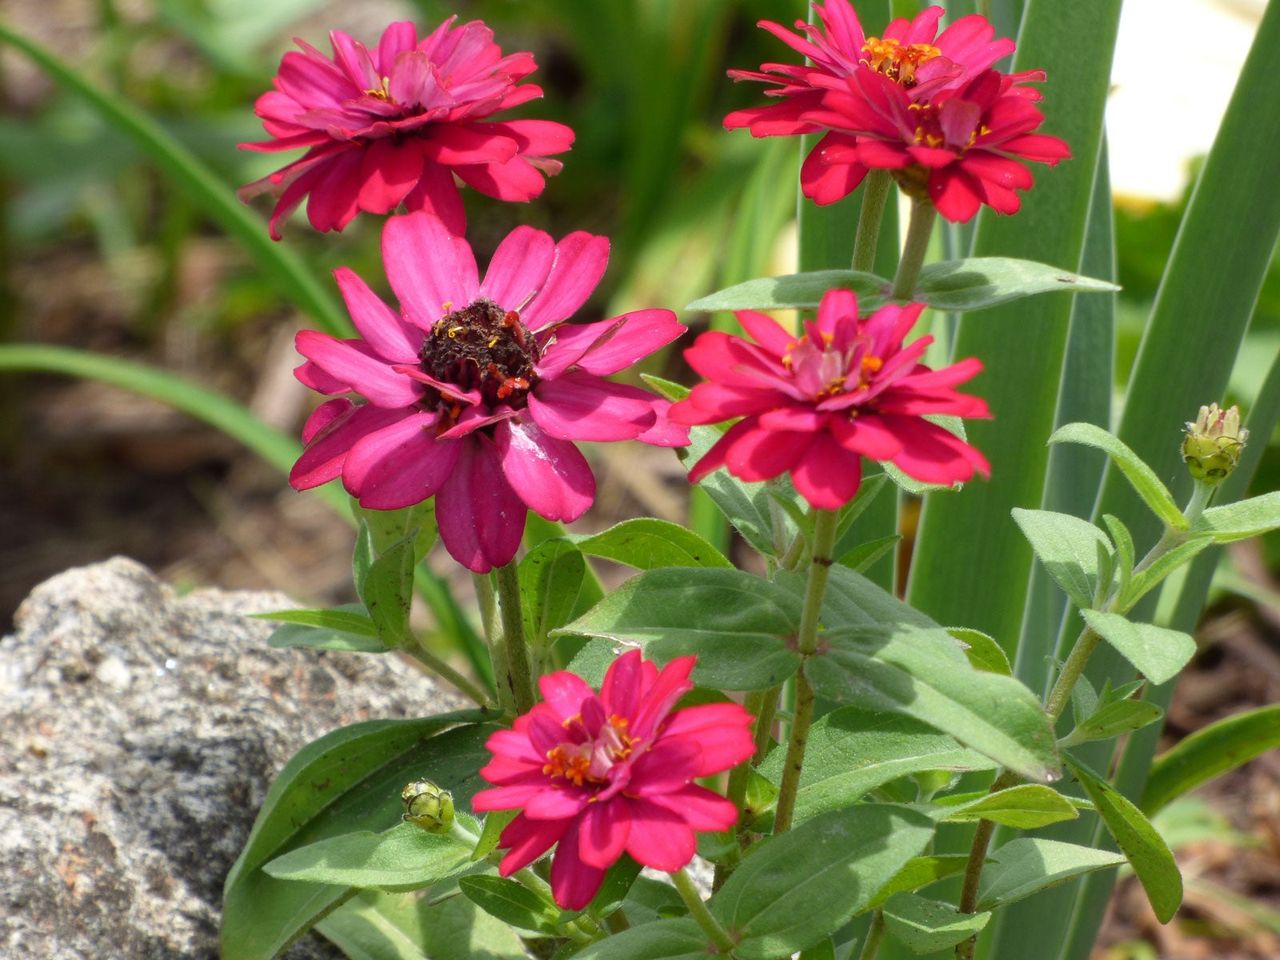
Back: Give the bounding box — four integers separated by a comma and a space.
289, 211, 688, 572
239, 17, 574, 238
671, 289, 992, 509
472, 651, 755, 910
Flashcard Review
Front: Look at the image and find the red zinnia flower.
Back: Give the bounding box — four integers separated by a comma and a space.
670, 290, 991, 509
240, 18, 573, 239
290, 211, 687, 572
724, 2, 1068, 220
473, 651, 754, 910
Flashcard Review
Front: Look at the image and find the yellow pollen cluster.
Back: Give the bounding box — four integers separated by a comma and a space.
861, 355, 884, 374
542, 715, 635, 787
861, 37, 941, 85
543, 748, 593, 786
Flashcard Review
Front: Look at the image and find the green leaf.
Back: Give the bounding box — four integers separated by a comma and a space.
574, 518, 733, 569
754, 708, 993, 827
458, 876, 561, 936
353, 523, 376, 598
674, 424, 781, 556
949, 628, 1012, 676
710, 805, 936, 960
1079, 610, 1197, 685
805, 626, 1059, 782
573, 918, 712, 960
977, 839, 1125, 910
1191, 491, 1280, 543
911, 257, 1117, 311
814, 565, 940, 631
866, 855, 970, 911
939, 784, 1078, 829
1012, 508, 1111, 611
1142, 705, 1280, 814
519, 539, 586, 649
255, 607, 378, 636
686, 268, 887, 312
472, 810, 519, 863
352, 501, 439, 561
882, 892, 991, 954
0, 26, 348, 335
318, 889, 529, 960
362, 538, 415, 647
555, 568, 802, 690
798, 938, 836, 960
1120, 536, 1214, 610
1066, 759, 1182, 923
1101, 514, 1135, 602
1065, 698, 1164, 746
264, 819, 476, 891
265, 606, 386, 655
1049, 424, 1187, 531
838, 535, 902, 574
221, 714, 488, 960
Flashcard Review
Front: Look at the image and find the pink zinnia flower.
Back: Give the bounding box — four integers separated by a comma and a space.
723, 2, 1067, 219
670, 289, 991, 509
473, 651, 754, 910
240, 18, 573, 238
290, 211, 687, 573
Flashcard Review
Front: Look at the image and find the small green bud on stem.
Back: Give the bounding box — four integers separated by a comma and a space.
400, 779, 455, 833
1182, 403, 1247, 485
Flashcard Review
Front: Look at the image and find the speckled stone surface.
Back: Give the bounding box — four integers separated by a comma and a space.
0, 557, 465, 959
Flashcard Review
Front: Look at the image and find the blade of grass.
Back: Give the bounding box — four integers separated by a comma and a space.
0, 24, 350, 337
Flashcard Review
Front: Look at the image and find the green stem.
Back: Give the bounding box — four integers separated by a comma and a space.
1183, 481, 1214, 524
671, 867, 736, 953
474, 572, 515, 715
407, 639, 491, 707
853, 170, 894, 272
772, 509, 839, 834
752, 685, 782, 761
713, 687, 772, 889
890, 199, 937, 301
494, 561, 536, 714
858, 910, 887, 960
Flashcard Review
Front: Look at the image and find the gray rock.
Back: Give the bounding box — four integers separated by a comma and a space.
0, 557, 468, 959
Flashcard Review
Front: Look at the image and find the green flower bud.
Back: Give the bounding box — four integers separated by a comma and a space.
1182, 403, 1248, 485
400, 779, 454, 833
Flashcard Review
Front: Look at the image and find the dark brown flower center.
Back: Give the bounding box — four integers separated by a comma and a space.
419, 298, 541, 410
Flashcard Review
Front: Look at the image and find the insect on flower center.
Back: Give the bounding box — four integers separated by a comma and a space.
861, 37, 941, 86
542, 715, 636, 788
419, 297, 541, 411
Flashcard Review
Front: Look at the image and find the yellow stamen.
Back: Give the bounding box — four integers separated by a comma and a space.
860, 37, 941, 85
862, 355, 884, 374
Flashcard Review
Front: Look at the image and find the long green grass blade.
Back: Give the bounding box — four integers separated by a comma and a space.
905, 1, 1123, 647
0, 24, 350, 337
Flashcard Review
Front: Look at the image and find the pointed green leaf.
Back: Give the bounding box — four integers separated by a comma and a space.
1191, 492, 1280, 543
362, 538, 415, 646
1079, 610, 1196, 685
318, 890, 528, 960
939, 784, 1078, 829
686, 269, 887, 312
519, 539, 586, 649
1066, 759, 1182, 923
574, 518, 733, 569
949, 627, 1012, 676
1049, 424, 1186, 530
882, 892, 991, 954
1065, 698, 1164, 747
458, 876, 561, 936
1120, 535, 1214, 610
1142, 705, 1280, 814
1012, 508, 1111, 610
911, 257, 1117, 311
573, 918, 712, 960
263, 604, 384, 654
977, 839, 1125, 910
866, 855, 970, 911
255, 607, 378, 636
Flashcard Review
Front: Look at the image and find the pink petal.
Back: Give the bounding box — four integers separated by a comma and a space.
305, 151, 364, 233
375, 21, 418, 75
498, 813, 571, 875
295, 330, 423, 408
485, 119, 576, 157
301, 398, 349, 444
791, 431, 863, 509
632, 656, 695, 740
472, 781, 548, 812
422, 124, 519, 165
929, 167, 983, 223
626, 738, 703, 796
636, 399, 691, 448
829, 415, 904, 460
520, 232, 610, 331
737, 310, 796, 355
623, 798, 696, 872
539, 670, 595, 722
479, 754, 543, 784
643, 785, 739, 832
435, 435, 526, 572
527, 372, 657, 442
483, 727, 544, 766
670, 383, 782, 424
543, 309, 685, 377
525, 787, 590, 821
403, 163, 466, 236
342, 411, 461, 508
801, 137, 867, 204
725, 425, 813, 483
480, 225, 556, 309
686, 418, 754, 485
658, 704, 755, 774
601, 650, 644, 719
356, 139, 425, 213
885, 415, 991, 484
382, 211, 479, 329
550, 821, 608, 910
454, 154, 547, 201
290, 404, 407, 490
333, 267, 420, 362
494, 419, 595, 522
579, 800, 631, 870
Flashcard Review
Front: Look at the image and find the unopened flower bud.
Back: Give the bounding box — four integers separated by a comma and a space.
1182, 403, 1248, 485
400, 779, 454, 833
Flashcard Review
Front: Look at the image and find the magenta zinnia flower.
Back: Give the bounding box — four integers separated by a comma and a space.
240, 18, 573, 238
290, 212, 687, 572
724, 2, 1068, 220
473, 651, 754, 910
671, 289, 991, 509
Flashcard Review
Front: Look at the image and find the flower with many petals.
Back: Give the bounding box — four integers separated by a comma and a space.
671, 290, 991, 508
724, 2, 1068, 221
473, 651, 754, 910
240, 18, 573, 238
290, 211, 686, 572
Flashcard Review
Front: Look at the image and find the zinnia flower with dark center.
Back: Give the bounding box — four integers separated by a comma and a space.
240, 18, 573, 238
723, 1, 1067, 219
670, 289, 991, 508
290, 211, 686, 572
473, 651, 754, 910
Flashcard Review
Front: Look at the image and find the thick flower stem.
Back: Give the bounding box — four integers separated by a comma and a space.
890, 199, 938, 301
407, 640, 491, 707
858, 910, 887, 960
474, 572, 516, 715
672, 867, 736, 954
852, 170, 894, 273
494, 561, 536, 715
772, 509, 839, 835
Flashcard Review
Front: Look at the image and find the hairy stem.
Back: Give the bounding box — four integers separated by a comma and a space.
494, 561, 536, 714
772, 509, 838, 834
672, 867, 735, 953
853, 170, 894, 272
891, 199, 937, 301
